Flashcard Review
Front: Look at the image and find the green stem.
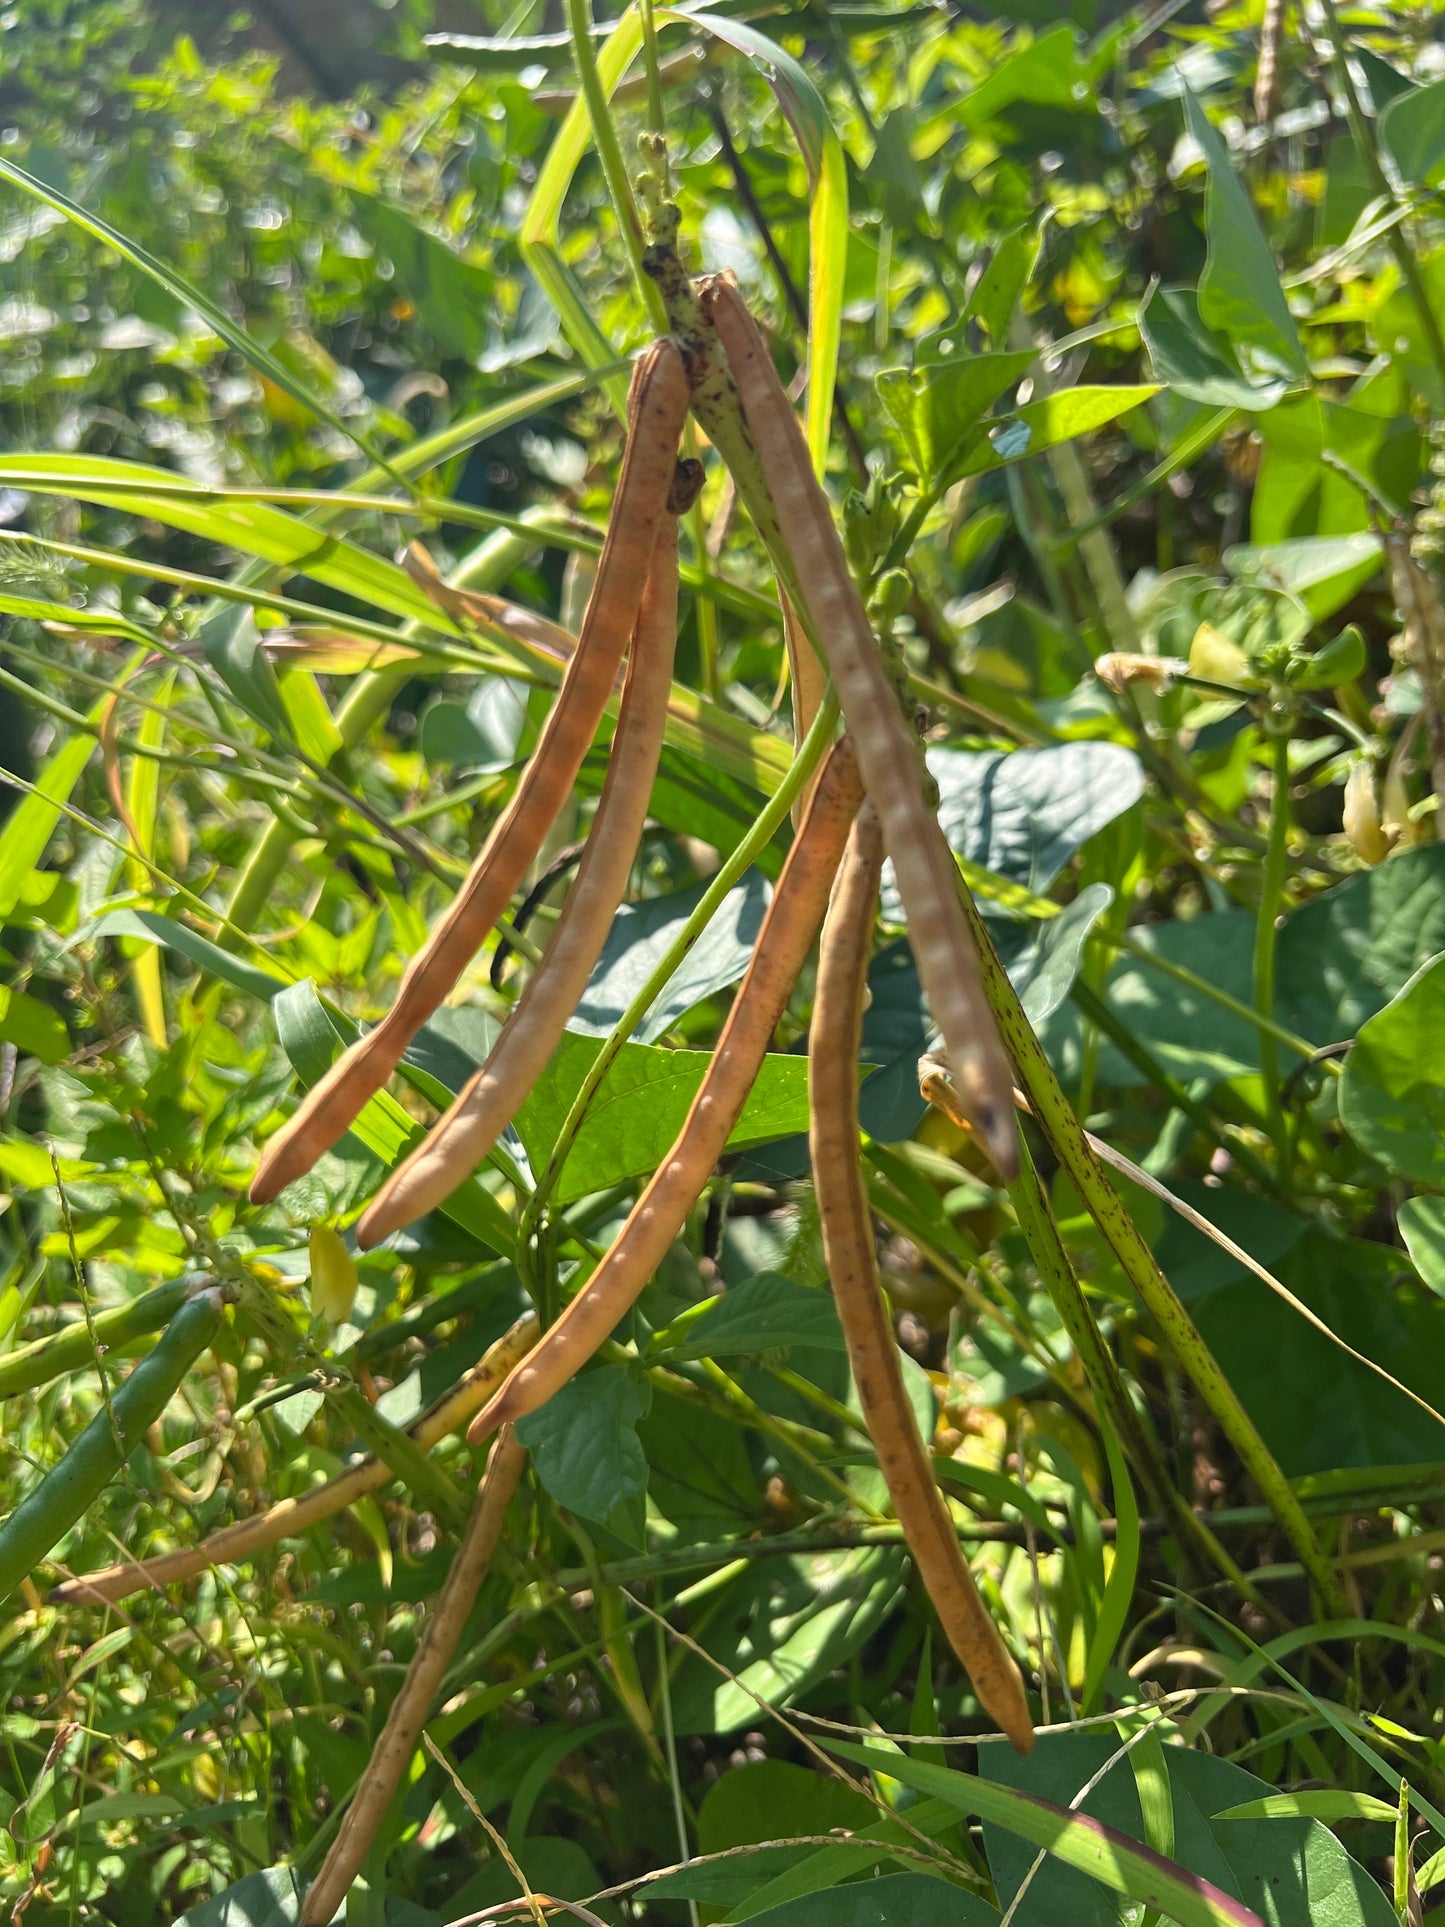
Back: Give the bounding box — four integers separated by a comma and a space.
1253, 729, 1292, 1170
1006, 1135, 1271, 1615
518, 686, 840, 1249
566, 0, 670, 335
953, 883, 1349, 1615
1315, 0, 1445, 396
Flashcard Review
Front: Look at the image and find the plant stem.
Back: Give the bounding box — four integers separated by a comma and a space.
1254, 728, 1292, 1171
952, 883, 1349, 1616
566, 0, 669, 335
1006, 1135, 1272, 1614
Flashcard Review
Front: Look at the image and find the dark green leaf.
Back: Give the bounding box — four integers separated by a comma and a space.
1380, 78, 1445, 187
348, 192, 495, 362
516, 1365, 651, 1524
1139, 284, 1286, 410
569, 872, 771, 1043
1182, 88, 1308, 382
1339, 955, 1445, 1184
652, 1271, 845, 1361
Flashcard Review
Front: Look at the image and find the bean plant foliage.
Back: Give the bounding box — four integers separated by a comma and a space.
3, 0, 1445, 1920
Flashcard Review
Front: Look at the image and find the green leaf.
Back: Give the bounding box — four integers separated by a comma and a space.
1212, 1792, 1399, 1823
271, 983, 512, 1254
0, 729, 97, 927
1380, 78, 1445, 187
87, 909, 288, 1005
1340, 955, 1445, 1184
197, 603, 293, 740
954, 385, 1161, 478
962, 26, 1085, 117
967, 222, 1043, 346
651, 1271, 845, 1361
1276, 845, 1445, 1045
348, 192, 494, 362
743, 1873, 995, 1927
0, 453, 445, 630
1251, 389, 1422, 540
671, 1549, 905, 1735
177, 1868, 304, 1927
0, 986, 68, 1066
0, 154, 406, 486
876, 351, 1034, 483
1224, 534, 1383, 622
1181, 88, 1308, 382
1399, 1196, 1445, 1296
516, 1365, 650, 1525
725, 1797, 967, 1921
569, 872, 770, 1043
1191, 1227, 1445, 1475
827, 1739, 1272, 1927
1139, 284, 1286, 411
511, 1030, 810, 1206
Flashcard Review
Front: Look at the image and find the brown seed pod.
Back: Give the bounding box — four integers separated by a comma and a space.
357, 473, 698, 1248
810, 803, 1033, 1753
250, 339, 691, 1205
702, 278, 1017, 1178
467, 736, 865, 1441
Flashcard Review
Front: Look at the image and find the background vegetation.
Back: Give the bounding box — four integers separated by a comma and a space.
2, 0, 1445, 1920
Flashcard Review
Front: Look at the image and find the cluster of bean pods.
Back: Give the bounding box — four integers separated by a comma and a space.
242, 275, 1031, 1754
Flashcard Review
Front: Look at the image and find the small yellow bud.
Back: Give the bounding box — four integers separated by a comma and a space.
308, 1224, 358, 1323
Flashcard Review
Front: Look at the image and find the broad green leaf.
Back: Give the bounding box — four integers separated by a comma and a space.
742, 1872, 993, 1927
0, 729, 97, 926
723, 1797, 967, 1921
348, 192, 494, 362
0, 155, 405, 485
1251, 391, 1421, 540
651, 1271, 845, 1361
967, 222, 1043, 346
516, 1366, 650, 1525
1275, 845, 1445, 1044
912, 742, 1145, 908
1340, 955, 1445, 1184
176, 1867, 304, 1927
0, 987, 68, 1066
569, 871, 770, 1043
876, 351, 1034, 482
512, 1028, 811, 1205
954, 385, 1161, 478
1224, 534, 1383, 621
697, 1765, 878, 1880
1181, 87, 1308, 382
1139, 284, 1286, 411
828, 1739, 1272, 1927
271, 982, 512, 1254
671, 1549, 906, 1735
1399, 1196, 1445, 1296
1191, 1227, 1445, 1474
962, 25, 1084, 117
1380, 78, 1445, 187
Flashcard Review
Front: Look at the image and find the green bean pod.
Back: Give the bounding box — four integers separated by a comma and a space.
0, 1278, 191, 1402
0, 1284, 226, 1606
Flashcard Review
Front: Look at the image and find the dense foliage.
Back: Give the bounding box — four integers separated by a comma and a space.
3, 0, 1445, 1921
